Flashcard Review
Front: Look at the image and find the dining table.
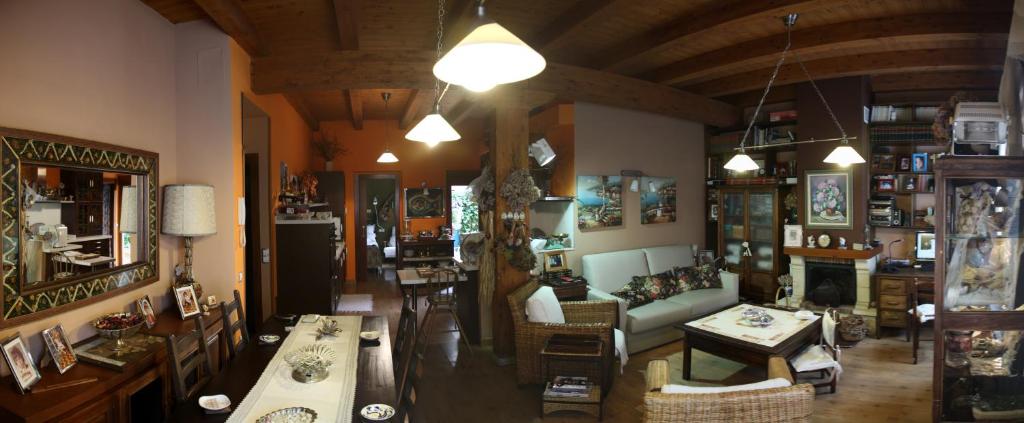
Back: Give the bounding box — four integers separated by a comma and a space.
166, 315, 394, 422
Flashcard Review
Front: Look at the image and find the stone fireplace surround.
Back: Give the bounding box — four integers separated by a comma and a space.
782, 247, 882, 332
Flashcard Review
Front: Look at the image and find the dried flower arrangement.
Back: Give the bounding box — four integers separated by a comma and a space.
469, 165, 496, 212
310, 131, 348, 164
499, 169, 541, 212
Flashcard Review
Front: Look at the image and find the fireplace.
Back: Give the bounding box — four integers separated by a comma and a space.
805, 261, 857, 307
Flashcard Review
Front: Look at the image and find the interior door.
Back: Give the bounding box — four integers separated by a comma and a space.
719, 190, 747, 290
746, 189, 776, 301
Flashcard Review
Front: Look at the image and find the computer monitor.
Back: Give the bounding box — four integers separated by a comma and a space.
916, 232, 936, 261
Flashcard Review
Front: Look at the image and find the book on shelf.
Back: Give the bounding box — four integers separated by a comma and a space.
545, 376, 593, 398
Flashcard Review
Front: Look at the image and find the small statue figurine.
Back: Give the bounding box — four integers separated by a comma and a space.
807, 235, 816, 248
838, 237, 848, 249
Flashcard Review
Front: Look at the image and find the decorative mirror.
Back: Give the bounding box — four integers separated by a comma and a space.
0, 127, 158, 327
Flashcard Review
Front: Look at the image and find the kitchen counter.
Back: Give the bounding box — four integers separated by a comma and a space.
69, 234, 112, 242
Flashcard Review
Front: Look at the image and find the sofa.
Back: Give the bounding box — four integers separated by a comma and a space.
584, 245, 739, 353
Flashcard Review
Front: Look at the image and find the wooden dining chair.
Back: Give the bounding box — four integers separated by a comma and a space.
416, 268, 472, 355
220, 289, 250, 359
166, 316, 213, 404
910, 279, 935, 364
394, 330, 423, 423
790, 308, 842, 394
393, 292, 415, 367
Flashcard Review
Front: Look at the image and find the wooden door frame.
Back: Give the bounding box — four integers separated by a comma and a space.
444, 170, 480, 227
354, 172, 400, 282
243, 153, 264, 332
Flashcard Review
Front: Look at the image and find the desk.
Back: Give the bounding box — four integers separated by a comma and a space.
166, 316, 393, 422
874, 267, 934, 338
397, 268, 480, 344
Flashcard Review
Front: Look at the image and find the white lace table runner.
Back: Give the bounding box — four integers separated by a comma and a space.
227, 315, 363, 423
685, 305, 820, 348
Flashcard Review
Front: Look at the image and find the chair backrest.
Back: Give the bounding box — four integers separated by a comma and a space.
393, 296, 415, 367
822, 309, 838, 348
166, 316, 213, 403
394, 327, 422, 422
426, 268, 459, 304
507, 279, 541, 328
220, 289, 250, 358
643, 385, 815, 423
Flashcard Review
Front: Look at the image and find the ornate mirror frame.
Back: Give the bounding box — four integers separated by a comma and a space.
0, 127, 159, 328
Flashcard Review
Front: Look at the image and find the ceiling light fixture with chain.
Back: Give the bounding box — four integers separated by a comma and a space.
377, 92, 399, 163
723, 14, 864, 171
406, 0, 462, 147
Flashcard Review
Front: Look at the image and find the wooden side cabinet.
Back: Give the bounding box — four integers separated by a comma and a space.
717, 185, 791, 303
874, 269, 933, 338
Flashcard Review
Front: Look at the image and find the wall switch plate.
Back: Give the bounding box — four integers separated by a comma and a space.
262, 248, 270, 263
237, 272, 244, 282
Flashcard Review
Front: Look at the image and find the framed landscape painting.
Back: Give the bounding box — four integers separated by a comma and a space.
576, 176, 622, 230
640, 177, 676, 224
805, 169, 852, 229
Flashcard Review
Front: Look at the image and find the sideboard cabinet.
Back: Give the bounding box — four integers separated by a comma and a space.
717, 185, 790, 303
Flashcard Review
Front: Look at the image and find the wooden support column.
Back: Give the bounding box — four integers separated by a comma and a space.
491, 88, 530, 364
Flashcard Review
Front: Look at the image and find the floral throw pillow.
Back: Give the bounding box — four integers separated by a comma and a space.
611, 272, 678, 309
672, 265, 723, 291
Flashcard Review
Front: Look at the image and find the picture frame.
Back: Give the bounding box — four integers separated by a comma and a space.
871, 154, 895, 171
783, 224, 803, 247
41, 324, 77, 374
543, 251, 568, 273
876, 178, 896, 192
576, 176, 623, 230
137, 295, 157, 328
805, 169, 853, 229
640, 176, 677, 224
696, 249, 715, 265
404, 187, 445, 219
173, 285, 201, 319
709, 204, 719, 221
898, 155, 912, 171
911, 153, 928, 172
1, 333, 41, 394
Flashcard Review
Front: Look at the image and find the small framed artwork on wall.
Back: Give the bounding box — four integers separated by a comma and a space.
783, 225, 803, 247
805, 169, 853, 229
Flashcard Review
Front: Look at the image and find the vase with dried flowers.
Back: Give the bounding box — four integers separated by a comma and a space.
310, 131, 347, 170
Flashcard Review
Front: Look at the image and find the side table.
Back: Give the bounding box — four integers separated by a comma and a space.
540, 334, 606, 420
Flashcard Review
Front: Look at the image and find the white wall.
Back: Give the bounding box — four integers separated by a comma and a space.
0, 0, 179, 356
569, 102, 705, 272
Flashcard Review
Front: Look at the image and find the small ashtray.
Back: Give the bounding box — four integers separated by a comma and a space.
258, 334, 281, 345
198, 394, 231, 413
359, 331, 381, 341
360, 404, 395, 421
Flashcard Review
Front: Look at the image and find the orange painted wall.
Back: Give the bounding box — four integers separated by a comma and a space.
318, 119, 485, 281
230, 41, 313, 307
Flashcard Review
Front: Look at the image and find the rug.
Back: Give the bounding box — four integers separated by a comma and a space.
640, 350, 763, 387
336, 294, 374, 313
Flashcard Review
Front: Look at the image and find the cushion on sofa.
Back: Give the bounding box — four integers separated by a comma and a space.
627, 300, 693, 333
643, 245, 695, 274
672, 265, 723, 291
582, 249, 650, 293
660, 377, 791, 394
663, 288, 736, 317
610, 278, 657, 310
526, 286, 565, 324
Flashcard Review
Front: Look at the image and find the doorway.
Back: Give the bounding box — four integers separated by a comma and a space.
355, 173, 399, 282
242, 96, 271, 331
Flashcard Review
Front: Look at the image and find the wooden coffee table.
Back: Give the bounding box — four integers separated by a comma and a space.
674, 304, 821, 380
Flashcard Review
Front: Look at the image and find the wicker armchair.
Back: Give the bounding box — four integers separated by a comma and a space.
507, 279, 618, 385
643, 356, 815, 423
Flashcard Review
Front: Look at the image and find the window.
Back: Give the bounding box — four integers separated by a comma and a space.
450, 185, 478, 256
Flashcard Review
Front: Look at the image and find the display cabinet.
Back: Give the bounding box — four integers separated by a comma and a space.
934, 157, 1024, 422
718, 186, 790, 303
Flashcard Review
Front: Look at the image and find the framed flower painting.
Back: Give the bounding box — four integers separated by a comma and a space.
805, 169, 852, 229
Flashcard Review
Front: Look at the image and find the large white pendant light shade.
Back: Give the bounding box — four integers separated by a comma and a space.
377, 92, 399, 163
377, 148, 399, 163
433, 20, 546, 92
405, 112, 461, 147
723, 151, 760, 172
823, 144, 866, 167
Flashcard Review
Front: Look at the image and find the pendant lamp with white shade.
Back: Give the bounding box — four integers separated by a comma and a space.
377, 92, 400, 163
406, 0, 463, 146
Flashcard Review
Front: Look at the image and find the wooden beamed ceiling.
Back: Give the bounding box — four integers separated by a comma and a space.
141, 0, 1012, 129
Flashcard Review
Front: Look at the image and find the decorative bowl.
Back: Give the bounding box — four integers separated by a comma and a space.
359, 331, 380, 341
256, 406, 318, 423
93, 313, 145, 355
316, 319, 341, 340
198, 394, 231, 411
360, 404, 395, 421
284, 344, 337, 383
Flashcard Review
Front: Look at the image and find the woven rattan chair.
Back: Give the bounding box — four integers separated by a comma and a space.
643, 356, 815, 423
507, 279, 617, 385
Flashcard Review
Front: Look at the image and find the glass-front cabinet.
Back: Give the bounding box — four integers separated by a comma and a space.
717, 186, 788, 303
935, 157, 1024, 422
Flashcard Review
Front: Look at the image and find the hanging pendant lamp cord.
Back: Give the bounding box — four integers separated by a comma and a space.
433, 0, 446, 111
793, 50, 848, 142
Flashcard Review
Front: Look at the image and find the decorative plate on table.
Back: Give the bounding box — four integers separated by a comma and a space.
359, 331, 381, 341
360, 404, 396, 421
198, 394, 230, 411
256, 407, 317, 423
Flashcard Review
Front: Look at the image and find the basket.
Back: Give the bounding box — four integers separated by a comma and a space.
838, 315, 868, 342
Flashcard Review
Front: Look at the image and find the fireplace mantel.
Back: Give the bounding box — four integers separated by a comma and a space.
783, 247, 882, 260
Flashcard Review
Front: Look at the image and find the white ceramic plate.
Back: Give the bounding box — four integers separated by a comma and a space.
259, 334, 281, 344
359, 331, 381, 341
198, 394, 231, 411
794, 310, 815, 320
360, 404, 395, 421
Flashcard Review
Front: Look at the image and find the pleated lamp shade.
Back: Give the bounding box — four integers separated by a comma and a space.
119, 186, 138, 234
161, 184, 217, 236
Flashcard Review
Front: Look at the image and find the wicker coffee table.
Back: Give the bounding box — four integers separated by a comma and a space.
542, 383, 602, 420
674, 304, 821, 380
540, 334, 606, 420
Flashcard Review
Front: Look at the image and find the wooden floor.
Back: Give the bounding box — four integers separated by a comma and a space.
339, 271, 934, 422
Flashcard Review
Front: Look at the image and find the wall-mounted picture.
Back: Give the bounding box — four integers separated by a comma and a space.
912, 153, 929, 173
136, 295, 157, 328
806, 169, 852, 229
783, 224, 803, 247
871, 154, 895, 171
543, 251, 568, 272
709, 204, 719, 222
640, 177, 676, 224
696, 250, 715, 265
404, 187, 444, 219
41, 324, 77, 374
173, 285, 200, 319
1, 333, 41, 394
576, 176, 622, 230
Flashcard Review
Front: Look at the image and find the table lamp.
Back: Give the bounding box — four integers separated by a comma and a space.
162, 184, 216, 292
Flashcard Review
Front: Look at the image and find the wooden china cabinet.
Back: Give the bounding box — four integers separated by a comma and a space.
717, 185, 790, 303
933, 157, 1024, 422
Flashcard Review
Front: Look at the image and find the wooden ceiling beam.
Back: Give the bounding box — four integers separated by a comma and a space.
283, 93, 319, 131
870, 70, 1004, 93
530, 0, 620, 53
442, 0, 478, 50
688, 48, 1006, 98
332, 0, 360, 50
399, 89, 431, 130
192, 0, 265, 56
587, 0, 818, 71
644, 13, 1011, 86
347, 89, 364, 130
251, 51, 739, 127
